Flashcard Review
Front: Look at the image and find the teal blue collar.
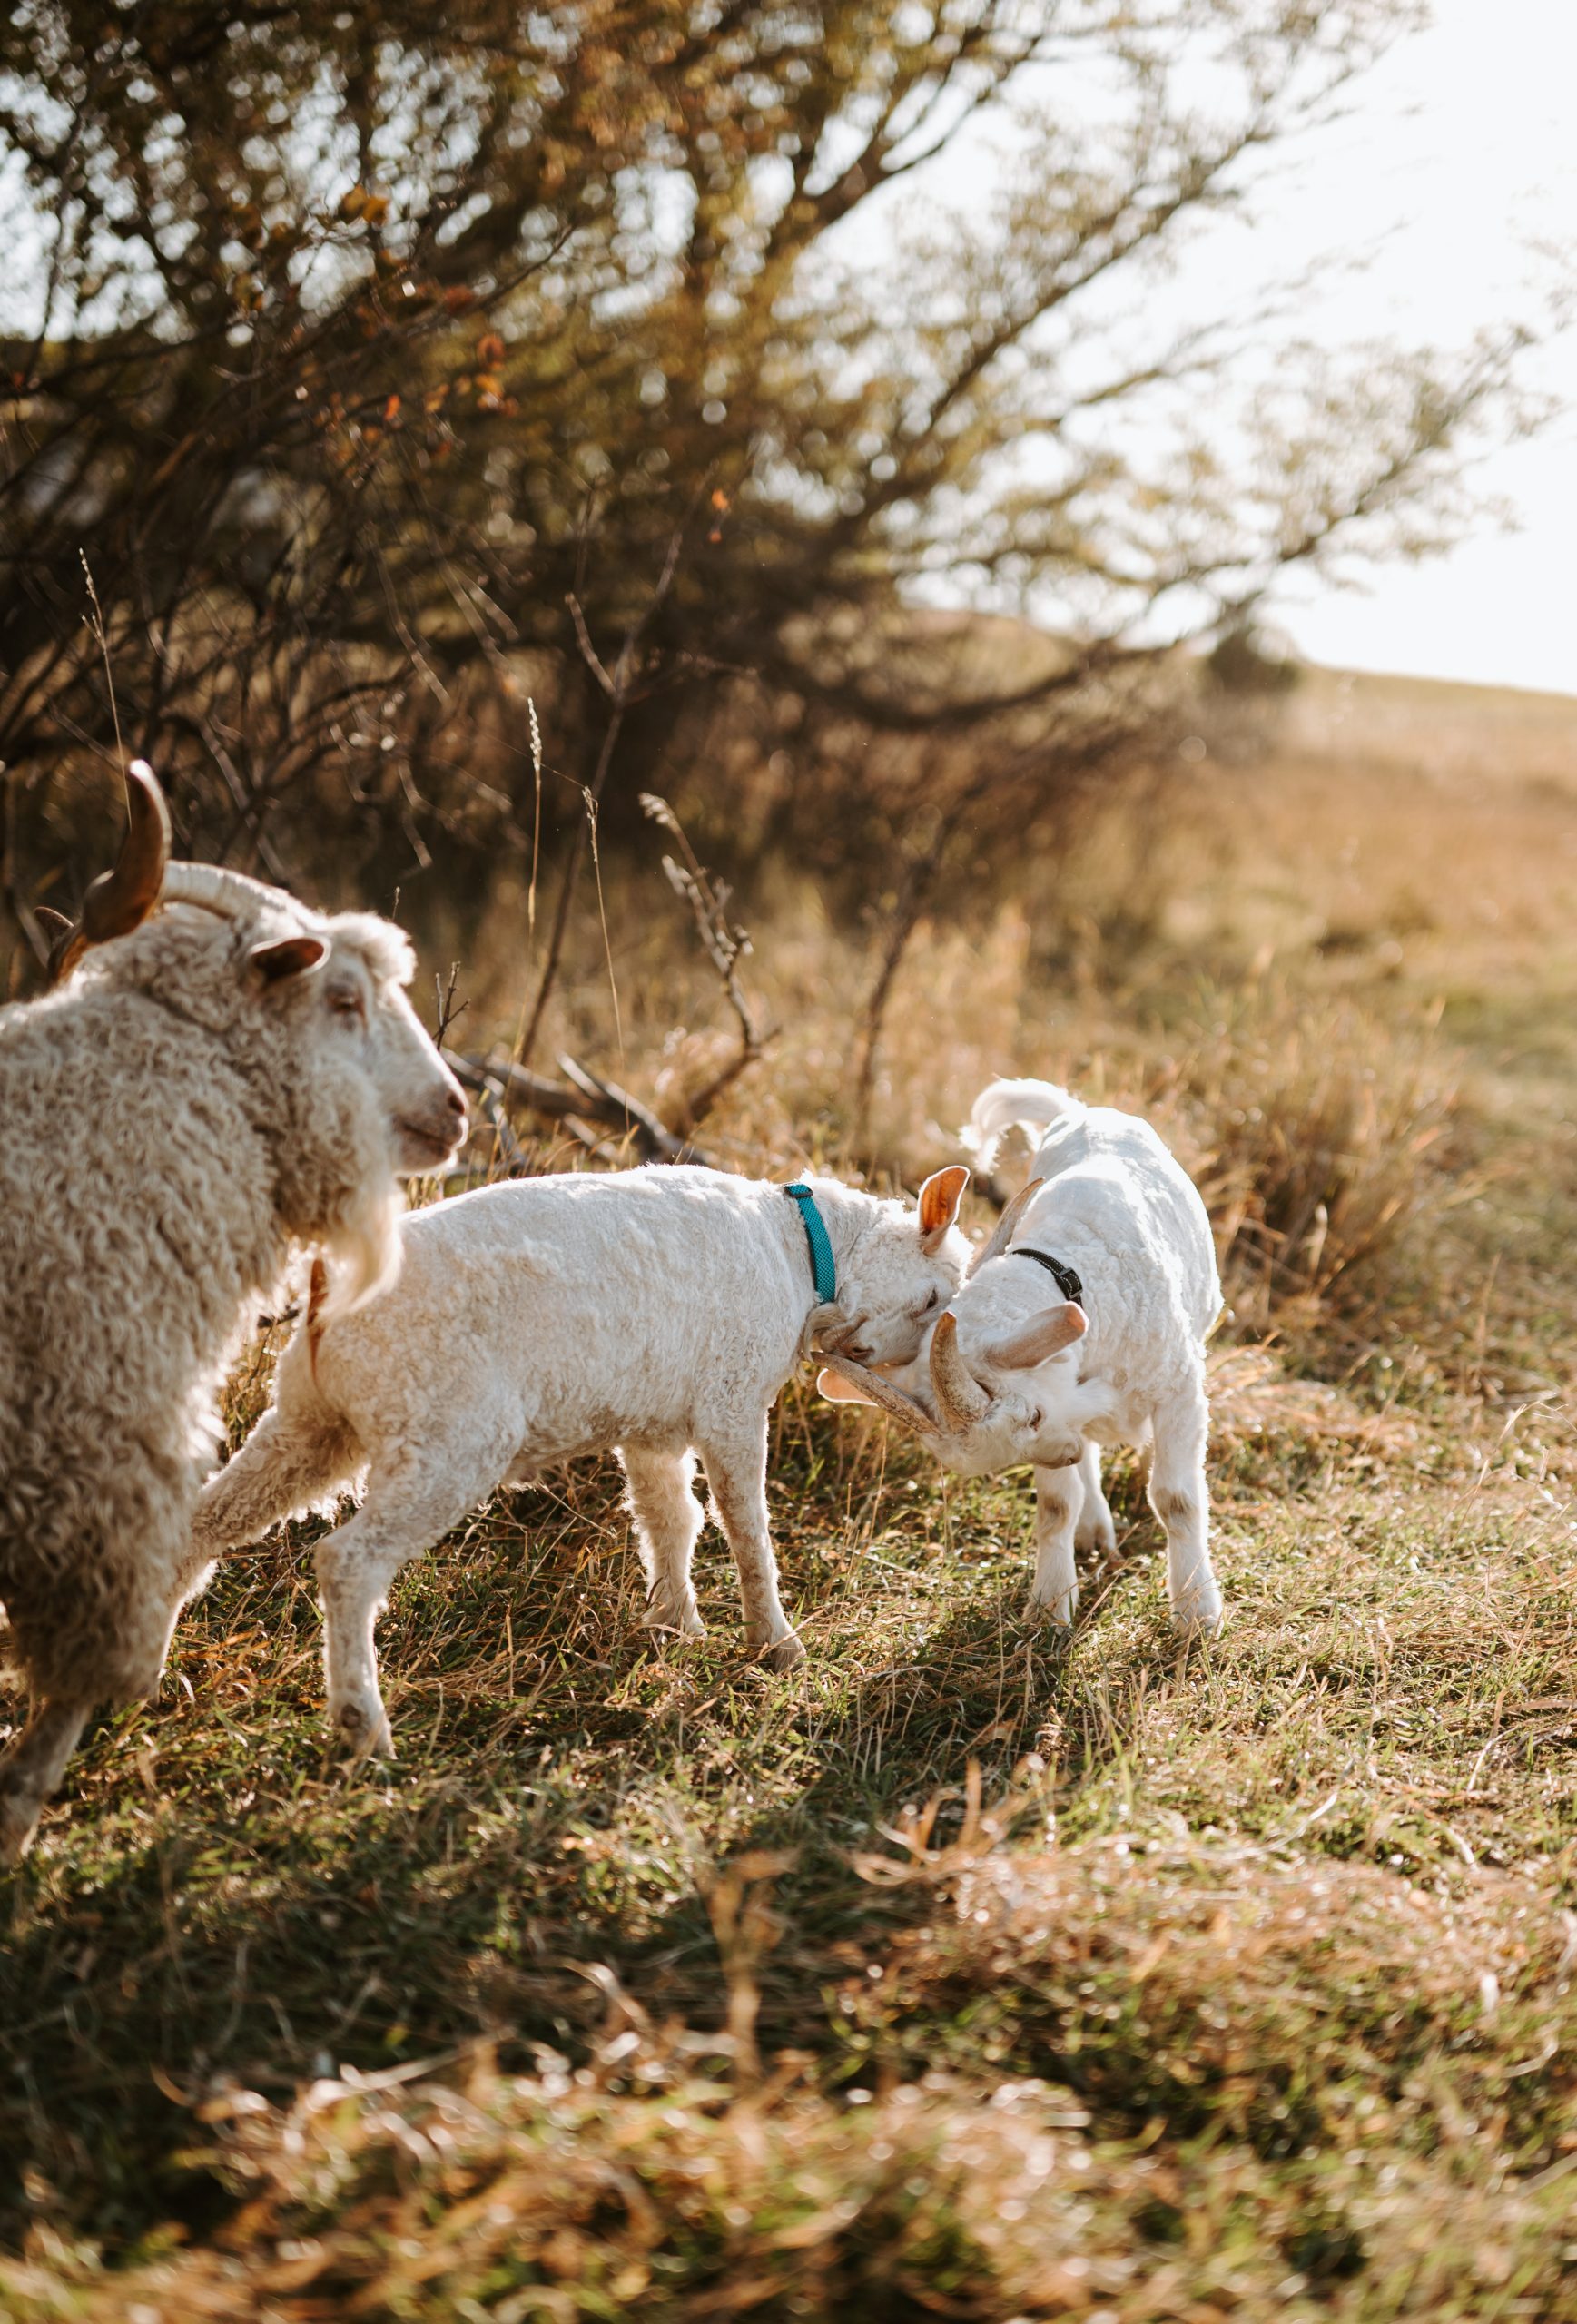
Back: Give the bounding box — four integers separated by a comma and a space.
784, 1182, 837, 1305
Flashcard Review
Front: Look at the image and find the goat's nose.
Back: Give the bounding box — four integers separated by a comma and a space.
442, 1085, 468, 1127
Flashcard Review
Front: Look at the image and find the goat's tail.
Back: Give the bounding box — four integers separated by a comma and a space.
961, 1077, 1084, 1170
192, 1290, 364, 1561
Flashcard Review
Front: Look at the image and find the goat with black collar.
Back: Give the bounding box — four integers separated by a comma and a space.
821, 1078, 1224, 1638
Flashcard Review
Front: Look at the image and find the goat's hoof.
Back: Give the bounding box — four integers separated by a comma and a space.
1170, 1589, 1223, 1640
1025, 1590, 1078, 1630
1075, 1509, 1117, 1556
331, 1701, 395, 1760
760, 1633, 807, 1675
643, 1604, 705, 1641
0, 1766, 52, 1859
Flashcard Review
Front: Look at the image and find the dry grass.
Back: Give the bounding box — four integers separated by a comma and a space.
13, 1980, 1577, 2322
5, 662, 1577, 2316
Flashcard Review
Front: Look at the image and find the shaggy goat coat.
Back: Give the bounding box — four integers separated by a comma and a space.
0, 888, 464, 1856
193, 1163, 970, 1748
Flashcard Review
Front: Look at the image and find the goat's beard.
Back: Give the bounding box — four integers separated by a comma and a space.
316, 1181, 403, 1318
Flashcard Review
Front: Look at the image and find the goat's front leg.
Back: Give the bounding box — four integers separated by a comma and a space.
1148, 1384, 1222, 1637
1030, 1460, 1084, 1627
697, 1421, 803, 1672
0, 1698, 92, 1866
620, 1444, 706, 1638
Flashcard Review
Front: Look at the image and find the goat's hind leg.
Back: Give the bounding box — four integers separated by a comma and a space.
316, 1422, 518, 1758
620, 1446, 705, 1639
1073, 1441, 1116, 1557
4, 1465, 200, 1856
0, 1699, 91, 1866
1148, 1385, 1222, 1637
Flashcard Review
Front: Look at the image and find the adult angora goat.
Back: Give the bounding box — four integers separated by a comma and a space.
0, 763, 467, 1860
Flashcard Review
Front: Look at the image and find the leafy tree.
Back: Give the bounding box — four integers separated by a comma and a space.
0, 0, 1538, 982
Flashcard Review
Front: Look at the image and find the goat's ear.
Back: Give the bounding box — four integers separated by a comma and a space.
985, 1302, 1087, 1370
817, 1366, 880, 1406
917, 1164, 970, 1249
250, 932, 329, 985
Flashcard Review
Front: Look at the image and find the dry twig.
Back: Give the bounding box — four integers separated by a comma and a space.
641, 790, 772, 1132
516, 531, 685, 1070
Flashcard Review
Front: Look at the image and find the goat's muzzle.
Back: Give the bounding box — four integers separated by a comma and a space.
396, 1086, 468, 1173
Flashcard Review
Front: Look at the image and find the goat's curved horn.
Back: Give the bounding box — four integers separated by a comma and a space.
966, 1177, 1046, 1280
47, 929, 84, 984
47, 760, 171, 984
38, 906, 75, 985
161, 861, 291, 919
817, 1362, 938, 1436
929, 1312, 991, 1428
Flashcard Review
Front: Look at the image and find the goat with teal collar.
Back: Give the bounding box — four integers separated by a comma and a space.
191, 1160, 970, 1747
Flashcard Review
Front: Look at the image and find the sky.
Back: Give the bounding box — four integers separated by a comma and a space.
1256, 0, 1577, 695
853, 0, 1577, 697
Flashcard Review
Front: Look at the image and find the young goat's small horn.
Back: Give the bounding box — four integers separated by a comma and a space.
966, 1177, 1046, 1279
929, 1312, 991, 1428
817, 1363, 937, 1436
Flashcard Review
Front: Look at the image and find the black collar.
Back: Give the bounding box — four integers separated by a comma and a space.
1012, 1246, 1083, 1304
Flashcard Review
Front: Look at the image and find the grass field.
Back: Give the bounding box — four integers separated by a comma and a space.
6, 662, 1577, 2319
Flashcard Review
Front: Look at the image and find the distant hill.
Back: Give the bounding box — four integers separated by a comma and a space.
873, 607, 1577, 782
1280, 665, 1577, 791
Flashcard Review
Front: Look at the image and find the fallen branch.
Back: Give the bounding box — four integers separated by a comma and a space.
557, 1051, 712, 1165
476, 1081, 532, 1176
444, 1049, 716, 1168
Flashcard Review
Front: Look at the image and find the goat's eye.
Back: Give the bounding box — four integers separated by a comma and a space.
924, 1288, 939, 1312
330, 988, 364, 1022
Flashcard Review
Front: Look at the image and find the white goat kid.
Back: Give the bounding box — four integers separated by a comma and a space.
192, 1162, 971, 1748
821, 1078, 1223, 1636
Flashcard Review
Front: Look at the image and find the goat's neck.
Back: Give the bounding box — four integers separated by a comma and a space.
779, 1179, 872, 1311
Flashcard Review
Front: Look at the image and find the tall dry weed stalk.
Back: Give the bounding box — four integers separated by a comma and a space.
1166, 995, 1462, 1336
